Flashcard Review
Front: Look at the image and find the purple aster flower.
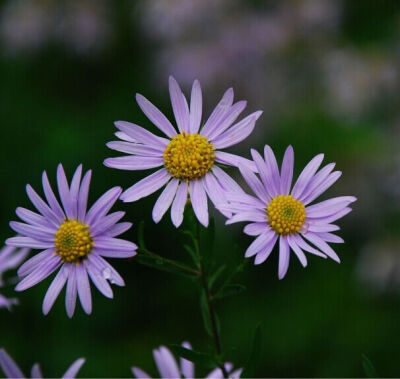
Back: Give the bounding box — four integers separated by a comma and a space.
0, 348, 85, 378
0, 244, 29, 311
131, 342, 242, 378
7, 164, 137, 317
223, 145, 356, 279
104, 76, 262, 227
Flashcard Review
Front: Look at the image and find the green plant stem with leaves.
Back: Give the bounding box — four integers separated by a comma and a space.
194, 220, 229, 378
134, 208, 259, 377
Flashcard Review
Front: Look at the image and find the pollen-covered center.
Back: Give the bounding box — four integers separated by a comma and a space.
163, 132, 215, 181
55, 220, 94, 263
267, 195, 306, 235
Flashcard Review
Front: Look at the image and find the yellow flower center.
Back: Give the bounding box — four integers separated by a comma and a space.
163, 132, 215, 181
55, 220, 94, 263
267, 195, 306, 235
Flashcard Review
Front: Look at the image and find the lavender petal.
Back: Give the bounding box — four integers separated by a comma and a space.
7, 236, 54, 250
190, 180, 209, 227
200, 88, 234, 137
291, 154, 324, 199
61, 358, 85, 379
103, 156, 164, 171
106, 141, 163, 156
278, 236, 290, 279
120, 169, 170, 202
69, 165, 83, 220
84, 260, 113, 299
169, 76, 190, 133
280, 146, 294, 195
65, 265, 77, 318
85, 187, 122, 225
42, 171, 65, 220
114, 121, 169, 148
16, 207, 56, 230
251, 148, 278, 198
78, 170, 92, 222
212, 111, 262, 149
189, 79, 202, 134
26, 184, 61, 227
42, 264, 69, 315
10, 221, 54, 242
153, 346, 181, 379
215, 151, 257, 172
136, 93, 177, 138
76, 264, 92, 315
152, 178, 179, 223
105, 222, 132, 238
171, 181, 188, 227
0, 349, 25, 378
207, 100, 247, 141
57, 164, 74, 219
238, 165, 269, 202
15, 255, 61, 291
287, 234, 307, 267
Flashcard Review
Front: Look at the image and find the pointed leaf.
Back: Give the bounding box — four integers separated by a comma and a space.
362, 354, 378, 378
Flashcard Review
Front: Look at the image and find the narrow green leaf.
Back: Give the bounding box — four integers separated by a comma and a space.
209, 265, 226, 290
213, 284, 246, 300
242, 324, 262, 378
184, 244, 200, 268
170, 345, 216, 366
135, 253, 198, 278
200, 291, 213, 337
362, 354, 378, 378
214, 258, 248, 296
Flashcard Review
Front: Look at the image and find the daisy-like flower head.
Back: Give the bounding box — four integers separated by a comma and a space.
0, 348, 85, 378
0, 245, 29, 311
104, 76, 262, 227
224, 145, 356, 279
131, 342, 242, 379
7, 164, 137, 317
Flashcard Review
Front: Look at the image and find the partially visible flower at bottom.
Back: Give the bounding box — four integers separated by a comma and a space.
7, 164, 137, 317
131, 342, 242, 378
0, 245, 29, 310
0, 348, 85, 378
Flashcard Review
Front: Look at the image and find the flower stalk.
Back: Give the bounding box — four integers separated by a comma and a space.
194, 220, 229, 379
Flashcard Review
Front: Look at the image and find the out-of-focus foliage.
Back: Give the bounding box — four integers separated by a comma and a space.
0, 0, 399, 377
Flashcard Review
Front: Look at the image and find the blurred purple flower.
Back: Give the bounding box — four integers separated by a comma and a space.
0, 0, 51, 55
224, 145, 356, 278
131, 342, 242, 378
55, 0, 112, 56
0, 348, 84, 378
104, 76, 262, 227
7, 164, 137, 317
0, 245, 29, 311
357, 239, 400, 295
322, 49, 399, 118
137, 0, 342, 116
0, 0, 112, 56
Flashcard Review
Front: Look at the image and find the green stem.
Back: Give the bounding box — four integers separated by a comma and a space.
137, 248, 200, 277
195, 223, 229, 379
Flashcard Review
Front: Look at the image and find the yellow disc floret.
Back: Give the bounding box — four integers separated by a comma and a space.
163, 132, 215, 181
55, 220, 94, 263
267, 195, 306, 235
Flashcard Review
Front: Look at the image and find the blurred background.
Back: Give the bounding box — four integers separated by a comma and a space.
0, 0, 399, 377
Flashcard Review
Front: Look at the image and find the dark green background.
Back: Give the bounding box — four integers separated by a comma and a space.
0, 0, 399, 377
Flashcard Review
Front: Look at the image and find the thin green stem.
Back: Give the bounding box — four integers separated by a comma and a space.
137, 248, 200, 277
195, 223, 229, 379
